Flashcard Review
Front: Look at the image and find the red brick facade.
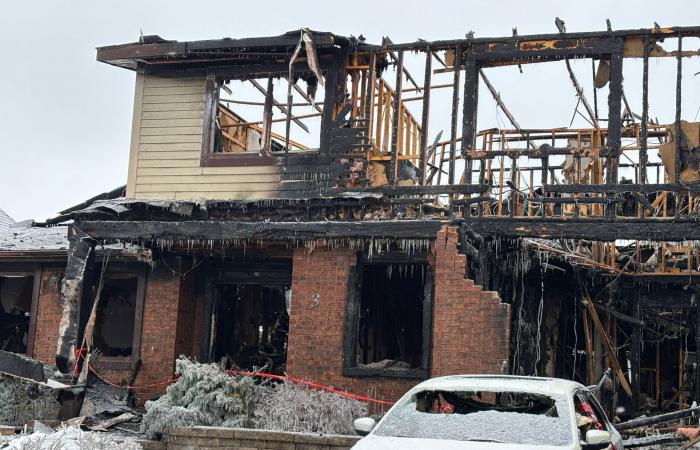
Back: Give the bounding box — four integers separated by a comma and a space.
29, 226, 510, 405
31, 264, 196, 403
32, 268, 64, 363
286, 225, 511, 403
430, 226, 511, 376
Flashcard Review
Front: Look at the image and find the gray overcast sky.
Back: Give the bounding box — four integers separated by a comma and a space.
0, 0, 698, 221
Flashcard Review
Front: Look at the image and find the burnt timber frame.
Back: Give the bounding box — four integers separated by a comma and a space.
96, 26, 700, 222
77, 220, 445, 242
462, 217, 700, 241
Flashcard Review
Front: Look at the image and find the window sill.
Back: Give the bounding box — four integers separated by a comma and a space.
201, 151, 322, 167
343, 366, 429, 379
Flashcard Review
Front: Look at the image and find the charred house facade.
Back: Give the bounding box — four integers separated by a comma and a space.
6, 25, 700, 416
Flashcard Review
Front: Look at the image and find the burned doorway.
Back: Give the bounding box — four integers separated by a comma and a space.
210, 284, 289, 374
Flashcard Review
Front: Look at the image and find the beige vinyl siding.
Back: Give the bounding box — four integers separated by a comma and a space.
127, 74, 281, 200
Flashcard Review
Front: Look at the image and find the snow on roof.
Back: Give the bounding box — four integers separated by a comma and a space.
0, 221, 69, 252
0, 208, 14, 230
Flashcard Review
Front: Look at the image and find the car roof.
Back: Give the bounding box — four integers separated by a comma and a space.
409, 375, 585, 397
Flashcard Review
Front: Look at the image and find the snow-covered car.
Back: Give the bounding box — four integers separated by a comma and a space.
351, 375, 623, 450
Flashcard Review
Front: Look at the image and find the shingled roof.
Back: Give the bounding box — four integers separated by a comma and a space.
0, 208, 68, 252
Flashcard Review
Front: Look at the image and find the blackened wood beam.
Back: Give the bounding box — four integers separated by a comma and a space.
640, 36, 650, 186
461, 54, 479, 169
79, 220, 446, 241
389, 49, 404, 184
675, 36, 683, 187
331, 183, 489, 196
449, 45, 462, 188
55, 226, 95, 373
382, 36, 420, 92
419, 49, 432, 185
544, 183, 700, 194
462, 217, 700, 241
479, 69, 534, 149
605, 45, 624, 219
250, 79, 309, 133
564, 58, 600, 129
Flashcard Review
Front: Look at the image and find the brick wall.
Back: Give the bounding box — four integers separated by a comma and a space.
32, 261, 199, 403
32, 269, 64, 364
286, 247, 417, 404
286, 225, 511, 403
431, 226, 511, 376
130, 264, 189, 401
163, 426, 359, 450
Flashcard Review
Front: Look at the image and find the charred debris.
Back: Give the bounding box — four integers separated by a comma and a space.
2, 21, 699, 443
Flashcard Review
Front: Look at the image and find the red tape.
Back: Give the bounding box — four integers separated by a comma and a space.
71, 349, 394, 404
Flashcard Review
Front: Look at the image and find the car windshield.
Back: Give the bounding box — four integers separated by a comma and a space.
373, 389, 574, 446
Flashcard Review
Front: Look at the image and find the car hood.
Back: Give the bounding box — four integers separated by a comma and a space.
352, 435, 576, 450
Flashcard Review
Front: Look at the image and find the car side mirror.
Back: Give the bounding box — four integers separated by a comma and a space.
353, 417, 376, 436
582, 429, 611, 450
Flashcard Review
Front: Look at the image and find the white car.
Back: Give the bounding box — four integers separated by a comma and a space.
351, 375, 623, 450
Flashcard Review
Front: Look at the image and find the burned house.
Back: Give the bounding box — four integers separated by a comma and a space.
16, 24, 700, 415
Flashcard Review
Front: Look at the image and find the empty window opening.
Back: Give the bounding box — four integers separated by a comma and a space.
93, 275, 137, 358
210, 284, 288, 374
214, 77, 324, 156
355, 263, 427, 370
0, 275, 33, 354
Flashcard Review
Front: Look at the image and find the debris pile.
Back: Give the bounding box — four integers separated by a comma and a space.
0, 372, 61, 425
2, 423, 142, 450
142, 357, 367, 439
617, 406, 700, 449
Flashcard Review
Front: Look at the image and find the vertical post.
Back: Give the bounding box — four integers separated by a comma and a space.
592, 59, 599, 121
640, 36, 650, 186
320, 51, 342, 153
261, 77, 274, 155
461, 54, 479, 184
449, 45, 462, 187
631, 294, 641, 413
419, 48, 432, 186
363, 52, 376, 135
606, 47, 623, 219
390, 50, 404, 184
674, 36, 683, 186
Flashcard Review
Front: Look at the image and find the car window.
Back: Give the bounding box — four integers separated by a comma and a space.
574, 391, 609, 442
373, 389, 574, 446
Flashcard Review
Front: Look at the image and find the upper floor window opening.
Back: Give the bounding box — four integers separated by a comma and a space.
205, 75, 326, 164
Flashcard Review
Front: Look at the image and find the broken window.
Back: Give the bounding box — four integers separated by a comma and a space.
373, 389, 572, 446
344, 255, 432, 377
204, 75, 325, 163
0, 274, 34, 354
93, 273, 142, 358
210, 284, 289, 374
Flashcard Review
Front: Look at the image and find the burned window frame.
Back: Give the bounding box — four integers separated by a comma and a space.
343, 251, 433, 379
0, 268, 41, 356
199, 55, 343, 168
87, 265, 146, 369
